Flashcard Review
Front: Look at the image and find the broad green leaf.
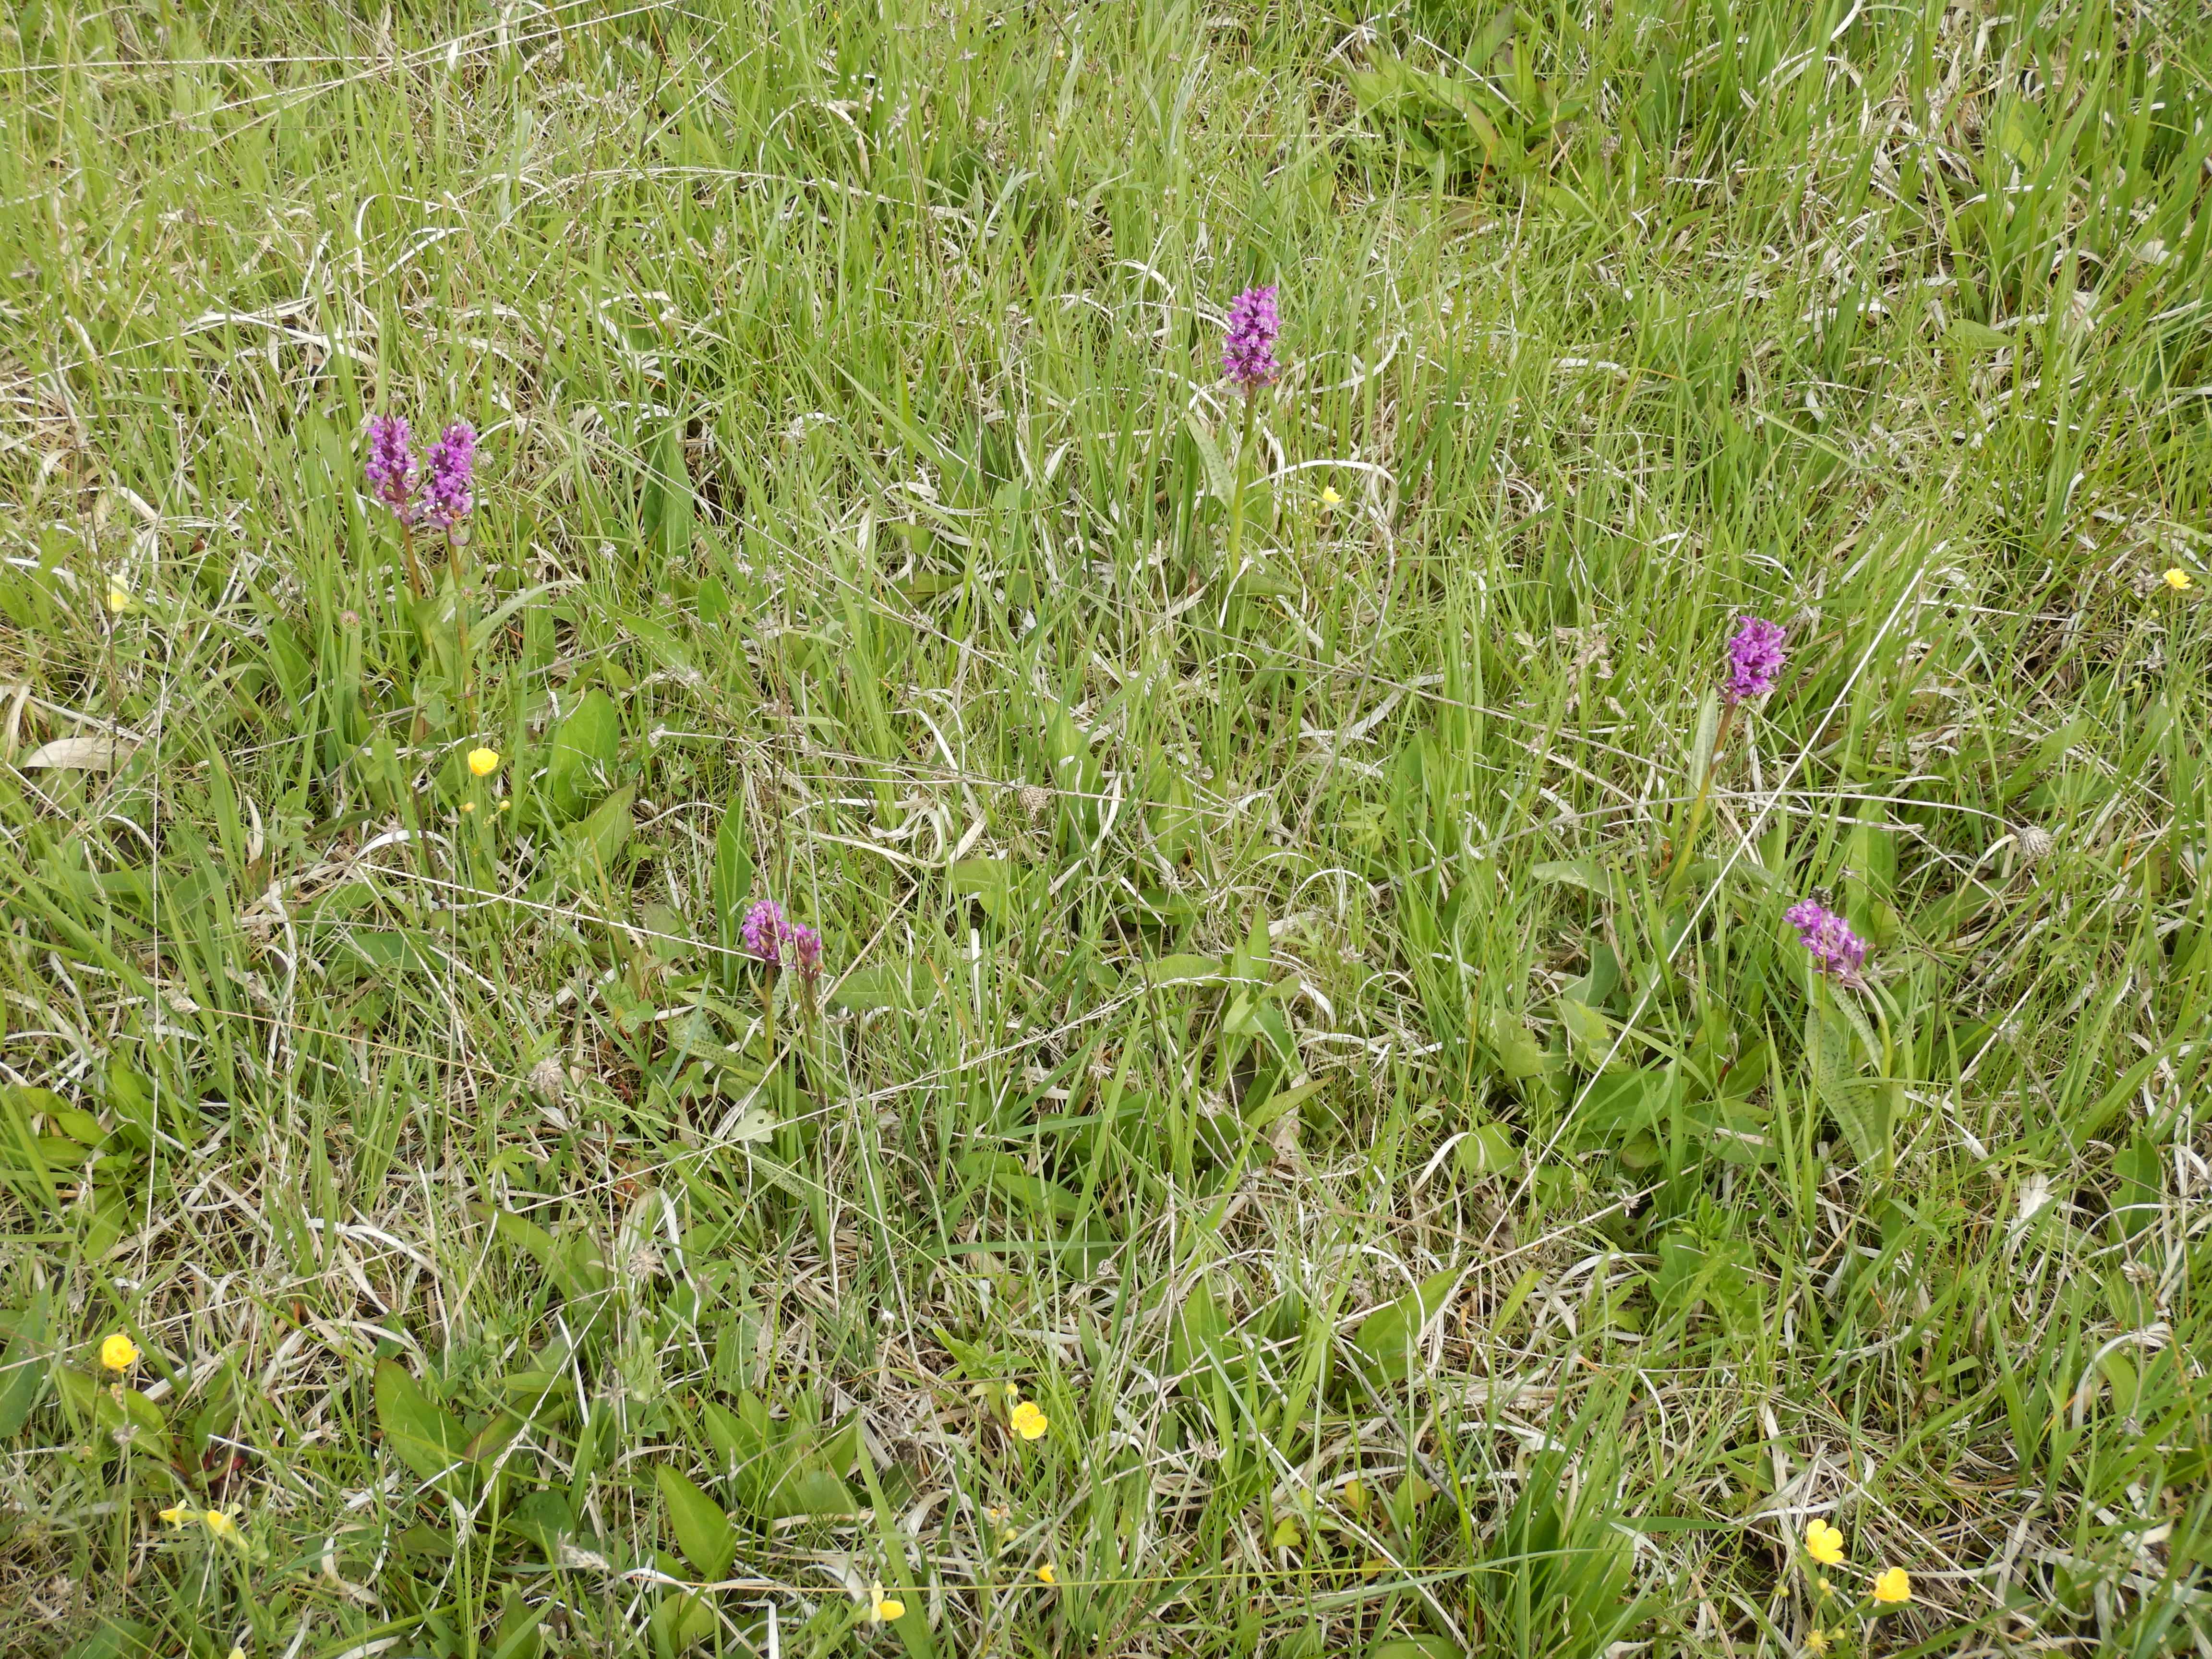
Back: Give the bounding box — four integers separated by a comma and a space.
1479, 1011, 1551, 1083
643, 422, 694, 563
1943, 318, 2011, 353
711, 794, 753, 981
1530, 858, 1609, 896
566, 783, 636, 872
769, 1466, 857, 1517
46, 1107, 106, 1146
57, 1365, 168, 1448
545, 689, 622, 821
1654, 1232, 1761, 1333
830, 959, 932, 1011
655, 1466, 737, 1581
507, 1488, 574, 1557
62, 1619, 156, 1659
492, 1584, 547, 1659
1557, 995, 1614, 1063
375, 1358, 471, 1483
648, 1588, 719, 1658
1575, 1068, 1676, 1145
949, 857, 1015, 923
1181, 409, 1235, 505
1455, 1121, 1517, 1176
955, 1151, 1085, 1220
1352, 1268, 1460, 1384
490, 1207, 610, 1302
1244, 1074, 1322, 1130
1144, 953, 1226, 988
1807, 998, 1894, 1171
1372, 1638, 1463, 1659
0, 1291, 50, 1434
612, 610, 696, 679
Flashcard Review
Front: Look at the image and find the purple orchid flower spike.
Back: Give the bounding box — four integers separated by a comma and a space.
786, 922, 824, 981
1786, 900, 1868, 988
421, 421, 476, 531
364, 414, 419, 521
741, 899, 787, 966
1222, 285, 1281, 395
1723, 617, 1787, 705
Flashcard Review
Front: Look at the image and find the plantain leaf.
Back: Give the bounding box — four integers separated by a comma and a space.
1351, 1268, 1461, 1385
545, 689, 621, 821
566, 783, 636, 873
0, 1290, 51, 1434
655, 1466, 737, 1582
375, 1358, 471, 1483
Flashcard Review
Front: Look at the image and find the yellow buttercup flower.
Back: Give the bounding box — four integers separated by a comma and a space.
1010, 1399, 1048, 1441
204, 1509, 238, 1539
1804, 1519, 1845, 1565
228, 1649, 247, 1659
1872, 1566, 1911, 1605
2166, 568, 2195, 592
158, 1503, 194, 1527
100, 1332, 140, 1372
461, 801, 477, 813
1003, 1381, 1020, 1402
866, 1582, 904, 1622
1037, 1562, 1057, 1586
1320, 486, 1342, 508
467, 747, 501, 777
107, 585, 133, 613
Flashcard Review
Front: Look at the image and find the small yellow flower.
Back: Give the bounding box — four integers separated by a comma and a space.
107, 585, 133, 613
1037, 1562, 1057, 1586
158, 1503, 194, 1527
467, 746, 501, 777
1804, 1519, 1845, 1565
228, 1648, 247, 1659
1320, 485, 1342, 508
460, 801, 477, 813
2166, 567, 2196, 592
1872, 1566, 1911, 1605
866, 1582, 904, 1622
204, 1509, 238, 1540
100, 1332, 140, 1372
1802, 1629, 1828, 1656
1009, 1399, 1048, 1441
1004, 1381, 1021, 1402
498, 798, 511, 812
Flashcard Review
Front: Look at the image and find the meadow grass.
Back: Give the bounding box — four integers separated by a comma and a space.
2, 1, 2210, 1655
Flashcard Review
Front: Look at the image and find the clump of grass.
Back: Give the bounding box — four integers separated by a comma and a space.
1, 3, 2208, 1658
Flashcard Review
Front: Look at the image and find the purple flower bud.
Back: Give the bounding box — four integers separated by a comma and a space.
421, 421, 476, 530
365, 414, 419, 520
786, 922, 824, 980
741, 899, 786, 966
1723, 616, 1787, 705
1785, 900, 1867, 987
1221, 285, 1281, 394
